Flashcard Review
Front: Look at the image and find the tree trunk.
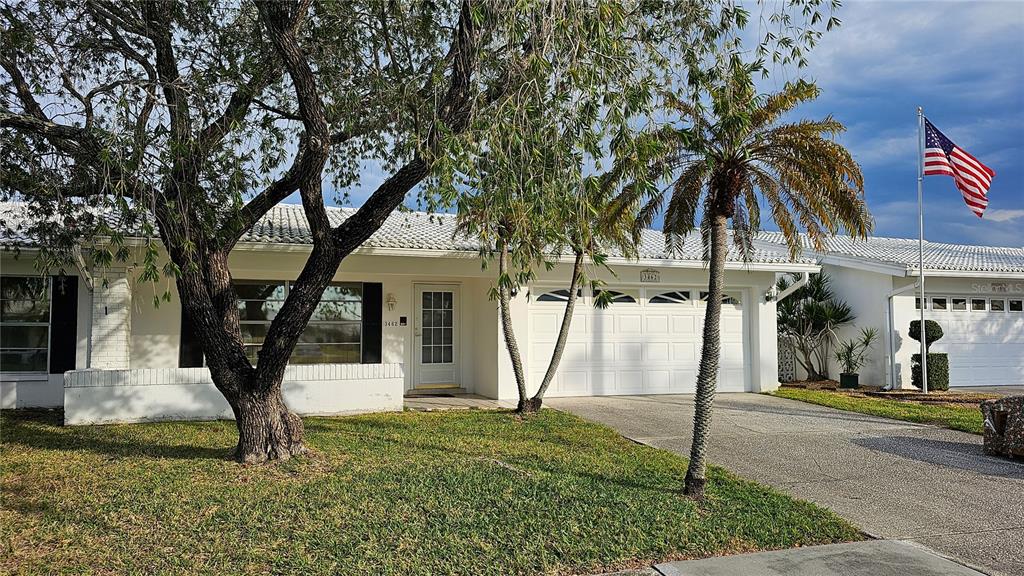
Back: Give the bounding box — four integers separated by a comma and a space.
229, 383, 306, 464
684, 213, 728, 499
496, 243, 530, 413
526, 250, 585, 413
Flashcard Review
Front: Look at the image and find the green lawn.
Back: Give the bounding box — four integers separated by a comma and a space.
1, 408, 860, 575
772, 388, 984, 435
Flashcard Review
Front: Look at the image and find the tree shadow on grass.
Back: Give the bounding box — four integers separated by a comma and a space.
0, 409, 233, 461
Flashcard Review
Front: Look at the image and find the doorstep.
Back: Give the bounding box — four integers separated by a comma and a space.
404, 393, 517, 411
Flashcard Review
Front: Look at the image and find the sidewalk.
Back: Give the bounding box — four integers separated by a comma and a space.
602, 540, 988, 576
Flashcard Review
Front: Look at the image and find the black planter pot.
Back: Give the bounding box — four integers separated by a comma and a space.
839, 373, 859, 389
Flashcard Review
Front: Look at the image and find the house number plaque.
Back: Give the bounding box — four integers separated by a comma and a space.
640, 269, 660, 283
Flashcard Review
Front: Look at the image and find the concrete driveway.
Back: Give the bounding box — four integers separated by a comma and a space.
549, 394, 1024, 576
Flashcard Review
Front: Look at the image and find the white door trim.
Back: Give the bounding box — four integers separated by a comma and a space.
411, 283, 462, 391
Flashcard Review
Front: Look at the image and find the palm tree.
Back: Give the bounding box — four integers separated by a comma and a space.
776, 272, 855, 381
616, 66, 872, 499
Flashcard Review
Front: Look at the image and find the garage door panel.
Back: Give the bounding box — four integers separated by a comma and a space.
617, 370, 645, 393
569, 315, 588, 334
672, 342, 697, 362
924, 309, 1023, 387
645, 370, 672, 393
646, 315, 670, 333
719, 368, 746, 392
558, 370, 589, 393
646, 341, 671, 361
591, 372, 615, 394
618, 342, 643, 362
530, 287, 749, 396
618, 314, 642, 334
673, 369, 697, 392
533, 313, 559, 334
672, 316, 696, 335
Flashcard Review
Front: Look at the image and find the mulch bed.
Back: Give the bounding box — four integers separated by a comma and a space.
780, 381, 998, 408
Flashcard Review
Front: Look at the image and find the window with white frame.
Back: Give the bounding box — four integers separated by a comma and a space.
649, 290, 692, 304
235, 282, 362, 365
971, 298, 986, 311
951, 297, 967, 311
1010, 299, 1023, 312
991, 299, 1005, 312
593, 289, 637, 305
0, 276, 51, 372
535, 288, 581, 303
699, 291, 742, 306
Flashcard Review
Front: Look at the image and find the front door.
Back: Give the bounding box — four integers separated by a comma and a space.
413, 284, 460, 389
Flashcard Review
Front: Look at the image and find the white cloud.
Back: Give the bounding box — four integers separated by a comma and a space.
984, 209, 1024, 223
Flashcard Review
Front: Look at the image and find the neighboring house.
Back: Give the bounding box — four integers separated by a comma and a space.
1, 202, 812, 422
760, 233, 1024, 389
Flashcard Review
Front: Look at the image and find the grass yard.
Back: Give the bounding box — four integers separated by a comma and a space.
773, 387, 984, 434
1, 408, 860, 576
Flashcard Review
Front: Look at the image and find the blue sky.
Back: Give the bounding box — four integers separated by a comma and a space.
324, 1, 1023, 248
788, 0, 1024, 247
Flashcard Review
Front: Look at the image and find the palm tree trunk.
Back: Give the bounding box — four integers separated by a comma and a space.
684, 214, 728, 499
496, 243, 530, 412
526, 250, 585, 413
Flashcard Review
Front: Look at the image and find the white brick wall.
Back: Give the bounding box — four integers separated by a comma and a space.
89, 269, 131, 369
63, 363, 405, 424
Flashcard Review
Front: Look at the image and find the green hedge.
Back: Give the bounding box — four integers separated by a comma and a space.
911, 352, 949, 391
909, 320, 944, 349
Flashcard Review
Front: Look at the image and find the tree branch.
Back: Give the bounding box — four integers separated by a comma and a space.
256, 0, 331, 242
0, 53, 49, 121
198, 59, 283, 151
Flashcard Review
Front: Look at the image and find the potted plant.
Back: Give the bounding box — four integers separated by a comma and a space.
834, 327, 878, 389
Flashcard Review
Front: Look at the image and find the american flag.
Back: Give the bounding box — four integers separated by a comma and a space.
923, 118, 995, 218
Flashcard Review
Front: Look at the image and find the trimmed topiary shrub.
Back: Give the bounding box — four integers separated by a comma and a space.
911, 352, 949, 391
909, 319, 944, 350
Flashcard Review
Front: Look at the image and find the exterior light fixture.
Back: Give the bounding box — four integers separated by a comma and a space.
385, 293, 398, 311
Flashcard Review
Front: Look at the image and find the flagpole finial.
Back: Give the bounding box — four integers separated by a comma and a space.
917, 106, 923, 116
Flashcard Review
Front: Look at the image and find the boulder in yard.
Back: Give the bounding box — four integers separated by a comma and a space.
980, 396, 1024, 458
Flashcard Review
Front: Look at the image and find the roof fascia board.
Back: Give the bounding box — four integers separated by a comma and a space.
816, 253, 909, 277
906, 269, 1024, 280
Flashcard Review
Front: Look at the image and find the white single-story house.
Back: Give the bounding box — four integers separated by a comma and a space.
759, 233, 1024, 390
1, 201, 1021, 423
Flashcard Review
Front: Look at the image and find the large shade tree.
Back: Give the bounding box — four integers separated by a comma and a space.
0, 0, 681, 462
617, 62, 872, 498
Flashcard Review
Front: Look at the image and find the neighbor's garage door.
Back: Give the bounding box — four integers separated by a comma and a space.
926, 295, 1024, 387
528, 287, 748, 396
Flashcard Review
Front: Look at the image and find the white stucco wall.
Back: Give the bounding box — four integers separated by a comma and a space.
63, 363, 404, 425
816, 264, 892, 387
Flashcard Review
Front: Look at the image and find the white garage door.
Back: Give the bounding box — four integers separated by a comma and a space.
925, 295, 1024, 387
528, 286, 748, 396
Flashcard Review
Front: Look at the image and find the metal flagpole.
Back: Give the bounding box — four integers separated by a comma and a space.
917, 107, 929, 394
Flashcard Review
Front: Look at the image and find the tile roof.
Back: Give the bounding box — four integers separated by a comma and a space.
1, 201, 813, 266
757, 231, 1024, 274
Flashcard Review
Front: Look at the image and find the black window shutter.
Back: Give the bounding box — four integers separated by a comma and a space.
179, 307, 204, 368
49, 275, 78, 374
361, 282, 382, 364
